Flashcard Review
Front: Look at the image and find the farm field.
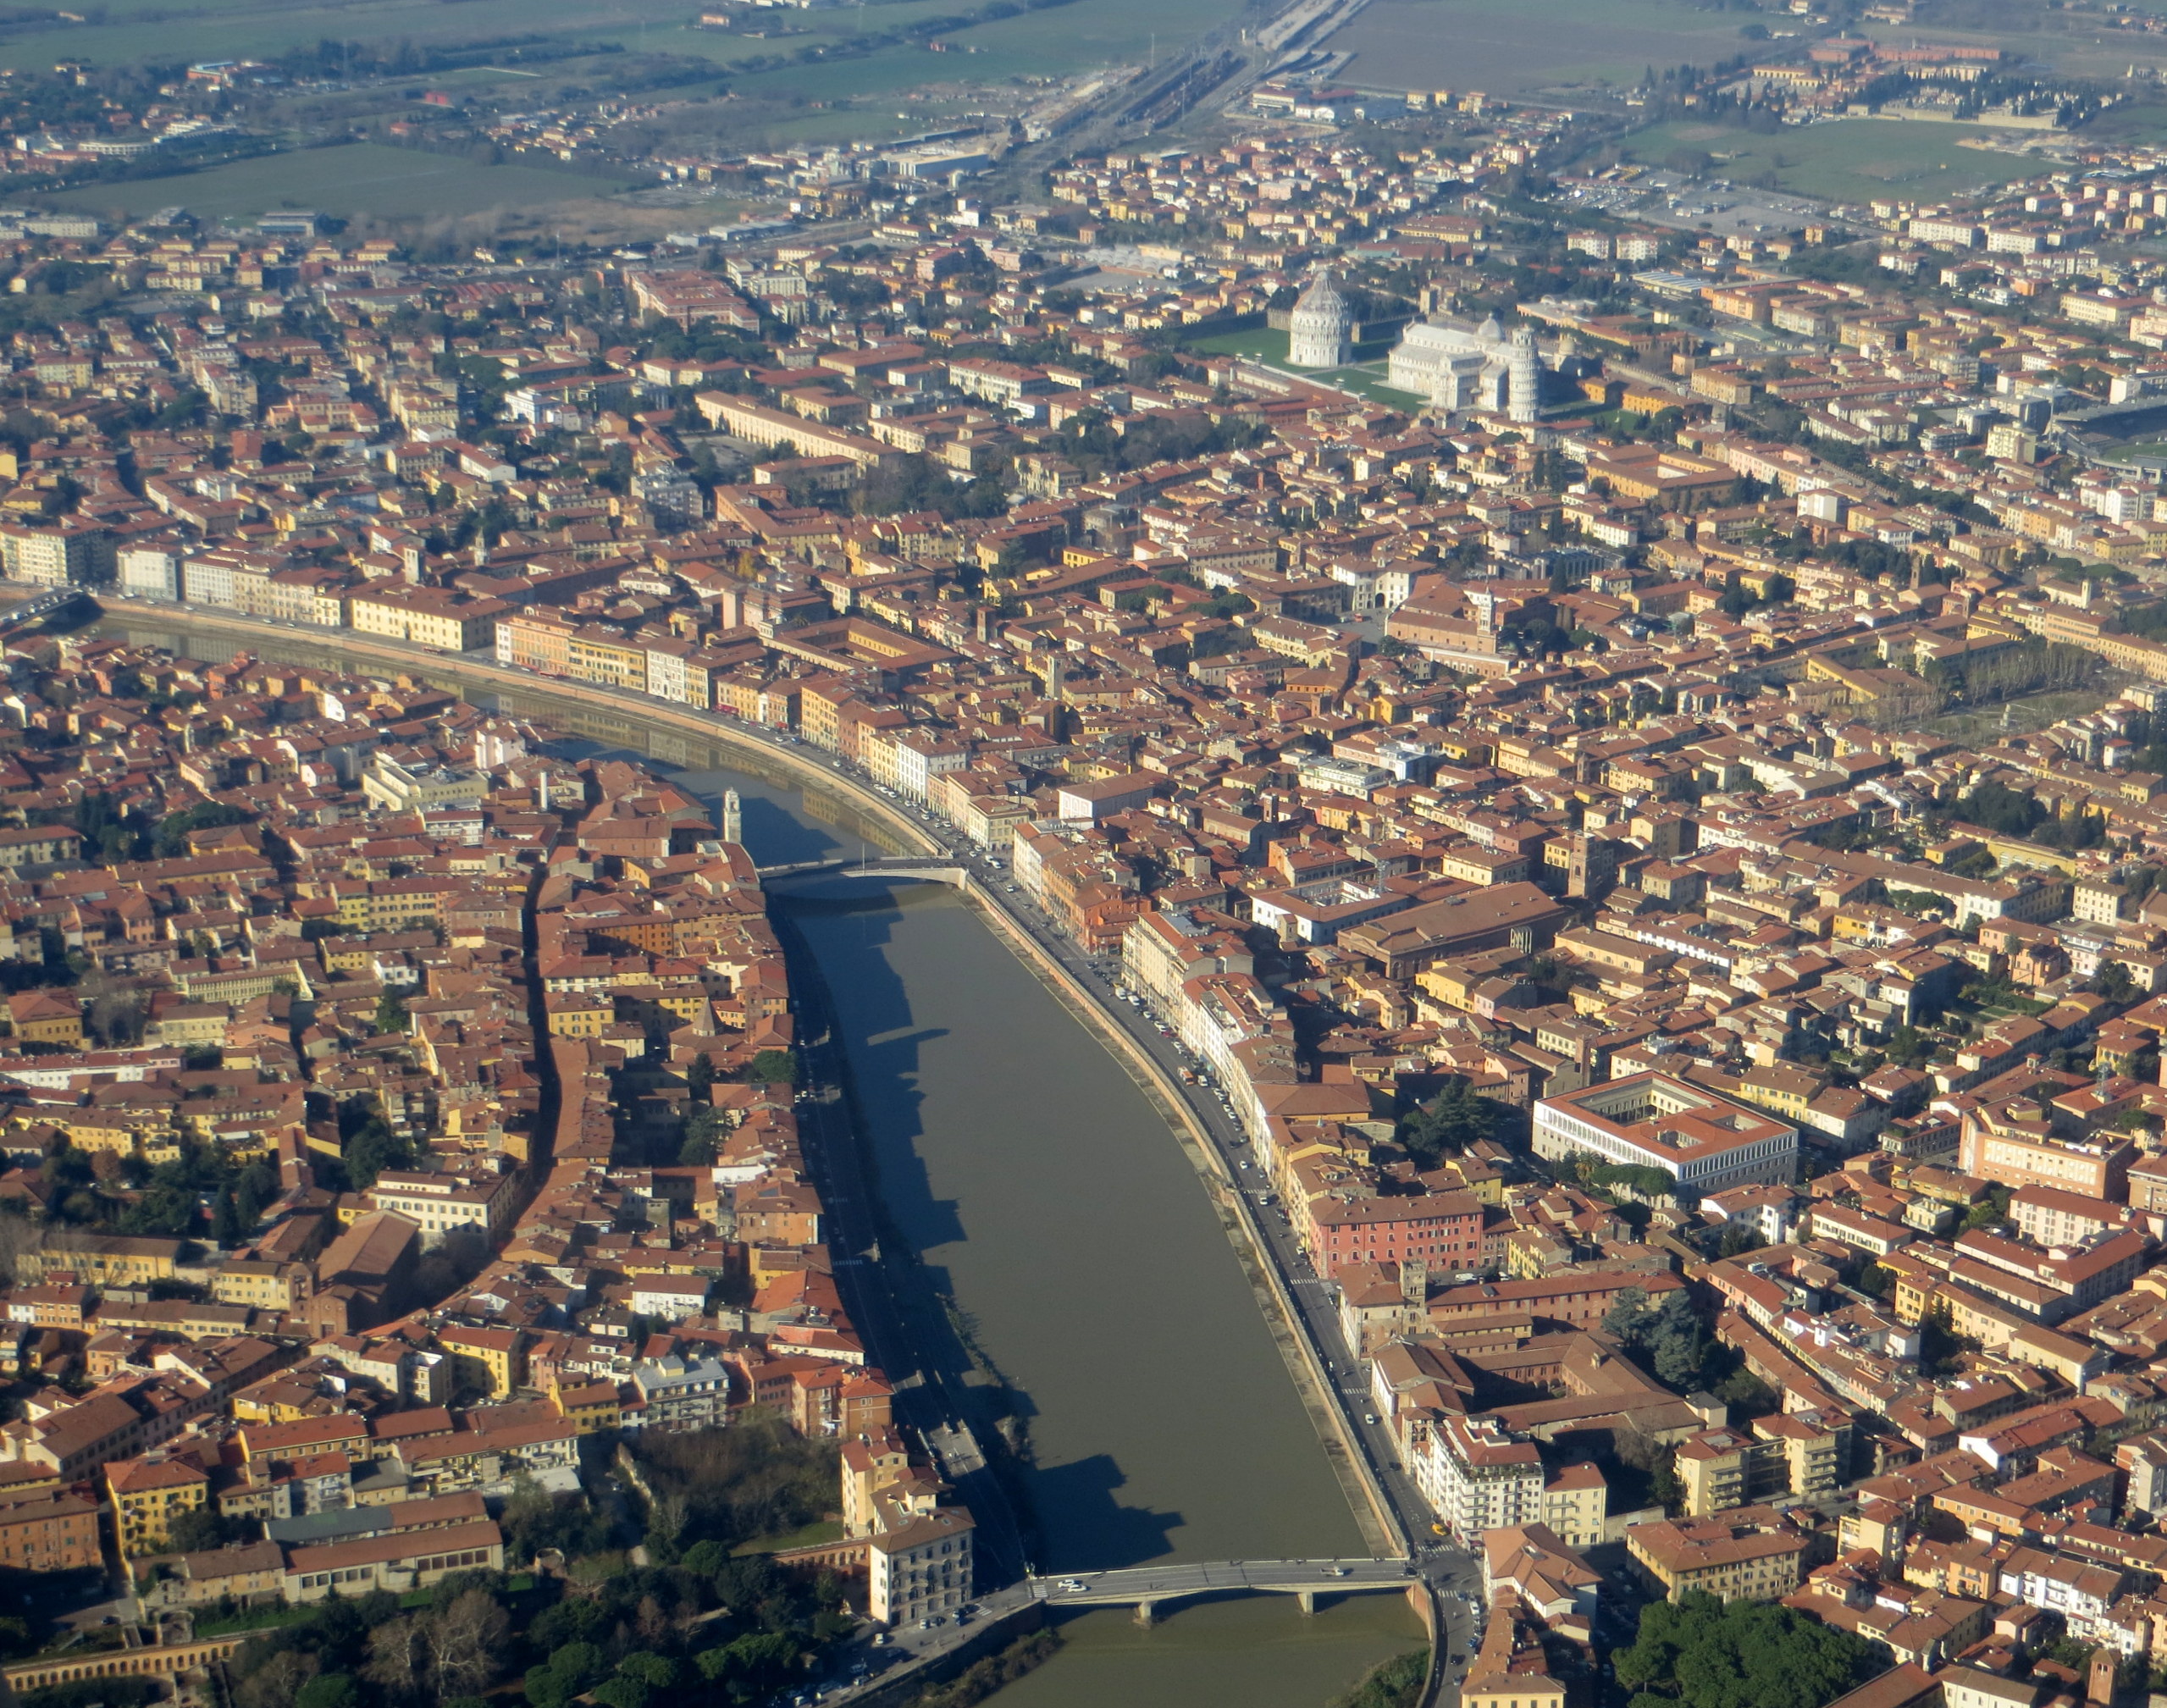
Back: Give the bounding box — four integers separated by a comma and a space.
0, 0, 638, 75
0, 0, 1242, 99
1622, 119, 2038, 204
1326, 0, 1750, 94
666, 0, 1242, 107
33, 143, 633, 223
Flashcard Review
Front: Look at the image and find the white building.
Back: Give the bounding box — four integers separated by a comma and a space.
867, 1505, 975, 1626
1532, 1073, 1799, 1196
1414, 1413, 1545, 1542
1287, 271, 1353, 368
1387, 312, 1544, 421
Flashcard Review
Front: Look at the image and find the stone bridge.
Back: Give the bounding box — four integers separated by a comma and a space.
757, 856, 973, 889
1026, 1558, 1417, 1627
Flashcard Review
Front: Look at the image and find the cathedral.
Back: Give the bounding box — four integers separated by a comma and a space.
1387, 311, 1545, 422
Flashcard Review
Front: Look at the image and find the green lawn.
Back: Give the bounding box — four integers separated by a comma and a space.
1182, 325, 1423, 405
195, 1606, 314, 1639
731, 1518, 844, 1556
1623, 118, 2038, 204
36, 143, 633, 223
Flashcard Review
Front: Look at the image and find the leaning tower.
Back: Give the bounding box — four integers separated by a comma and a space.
1507, 323, 1540, 423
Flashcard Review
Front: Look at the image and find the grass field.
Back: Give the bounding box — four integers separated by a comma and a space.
1923, 687, 2119, 743
35, 142, 633, 223
1328, 0, 1752, 94
668, 0, 1246, 108
1622, 118, 2038, 203
1184, 325, 1423, 404
732, 1519, 845, 1555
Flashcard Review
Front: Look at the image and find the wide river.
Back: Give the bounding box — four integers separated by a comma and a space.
90, 617, 1429, 1706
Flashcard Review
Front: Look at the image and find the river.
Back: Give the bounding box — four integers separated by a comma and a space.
87, 618, 1429, 1706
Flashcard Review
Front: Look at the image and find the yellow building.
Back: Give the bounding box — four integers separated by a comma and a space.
545, 992, 611, 1038
438, 1325, 524, 1399
6, 992, 81, 1047
549, 1380, 622, 1435
567, 630, 646, 688
105, 1455, 208, 1556
347, 587, 506, 654
1628, 1512, 1811, 1601
209, 1259, 309, 1313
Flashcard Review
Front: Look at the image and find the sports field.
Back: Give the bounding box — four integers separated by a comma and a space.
1622, 119, 2039, 204
35, 143, 632, 223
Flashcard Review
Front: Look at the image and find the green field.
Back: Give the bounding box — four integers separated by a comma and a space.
1623, 119, 2040, 204
1185, 325, 1423, 405
36, 143, 633, 223
1329, 0, 1755, 94
660, 0, 1250, 107
0, 0, 645, 75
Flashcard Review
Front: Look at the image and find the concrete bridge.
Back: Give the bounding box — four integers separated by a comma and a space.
0, 586, 89, 632
1026, 1558, 1417, 1627
758, 855, 972, 889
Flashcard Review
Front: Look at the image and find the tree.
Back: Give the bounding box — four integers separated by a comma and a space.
1613, 1590, 1883, 1708
166, 1506, 240, 1553
374, 991, 410, 1036
426, 1591, 509, 1701
1604, 1286, 1720, 1394
524, 1644, 607, 1708
236, 1653, 321, 1708
363, 1618, 428, 1702
746, 1048, 796, 1086
343, 1106, 417, 1190
1397, 1076, 1501, 1166
686, 1053, 715, 1103
1962, 1185, 2011, 1232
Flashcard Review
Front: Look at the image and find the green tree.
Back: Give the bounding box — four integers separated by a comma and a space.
747, 1048, 796, 1086
1397, 1076, 1501, 1166
166, 1505, 240, 1552
680, 1105, 730, 1166
1962, 1185, 2011, 1232
374, 990, 410, 1036
1613, 1590, 1883, 1708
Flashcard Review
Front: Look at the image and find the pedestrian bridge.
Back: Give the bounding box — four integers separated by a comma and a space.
758, 856, 972, 888
1026, 1558, 1417, 1626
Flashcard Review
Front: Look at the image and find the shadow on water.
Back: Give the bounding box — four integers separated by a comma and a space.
782, 879, 1186, 1574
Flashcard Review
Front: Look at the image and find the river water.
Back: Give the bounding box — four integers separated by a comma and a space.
88, 620, 1429, 1705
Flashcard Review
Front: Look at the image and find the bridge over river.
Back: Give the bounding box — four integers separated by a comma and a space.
757, 855, 973, 887
1026, 1557, 1418, 1627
